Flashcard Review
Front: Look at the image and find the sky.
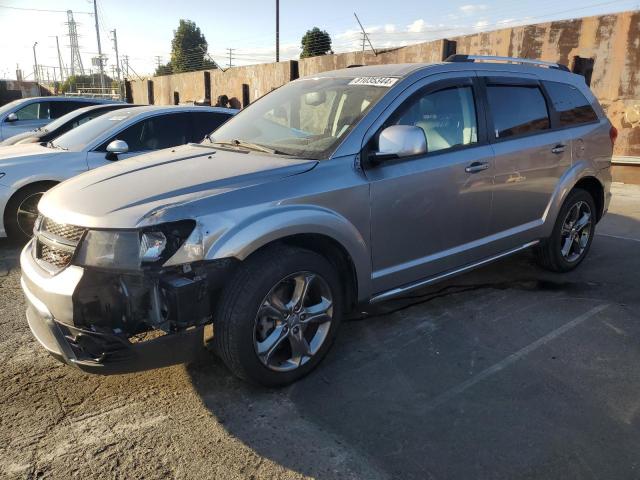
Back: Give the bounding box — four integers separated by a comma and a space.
0, 0, 638, 80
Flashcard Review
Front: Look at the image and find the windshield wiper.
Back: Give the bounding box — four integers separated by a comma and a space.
212, 139, 294, 156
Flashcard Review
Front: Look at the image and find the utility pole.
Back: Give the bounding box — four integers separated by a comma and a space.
354, 12, 377, 58
55, 36, 65, 83
32, 42, 39, 84
275, 0, 279, 62
111, 29, 123, 99
226, 48, 235, 68
92, 0, 105, 92
154, 56, 163, 70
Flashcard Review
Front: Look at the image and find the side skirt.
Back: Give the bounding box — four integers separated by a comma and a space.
369, 240, 539, 304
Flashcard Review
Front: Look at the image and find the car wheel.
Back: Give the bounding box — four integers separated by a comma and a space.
535, 188, 597, 272
4, 183, 55, 241
214, 244, 343, 387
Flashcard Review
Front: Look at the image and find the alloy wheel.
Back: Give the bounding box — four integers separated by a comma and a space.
253, 271, 333, 372
16, 192, 43, 238
560, 200, 592, 263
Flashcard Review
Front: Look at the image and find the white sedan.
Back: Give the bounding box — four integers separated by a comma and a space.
0, 105, 236, 239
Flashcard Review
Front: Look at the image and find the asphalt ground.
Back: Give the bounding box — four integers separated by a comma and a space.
0, 183, 638, 479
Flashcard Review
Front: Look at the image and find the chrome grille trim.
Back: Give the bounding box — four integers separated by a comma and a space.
33, 216, 87, 273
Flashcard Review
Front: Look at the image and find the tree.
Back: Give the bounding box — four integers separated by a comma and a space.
169, 19, 216, 73
60, 73, 113, 93
300, 27, 332, 58
154, 62, 173, 76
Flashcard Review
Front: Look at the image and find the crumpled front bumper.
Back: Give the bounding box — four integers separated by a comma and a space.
20, 242, 205, 374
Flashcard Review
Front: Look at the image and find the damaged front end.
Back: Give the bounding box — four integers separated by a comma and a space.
26, 216, 235, 374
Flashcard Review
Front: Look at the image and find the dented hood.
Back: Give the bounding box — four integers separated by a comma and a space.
39, 144, 317, 228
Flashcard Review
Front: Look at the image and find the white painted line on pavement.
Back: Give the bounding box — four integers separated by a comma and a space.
422, 303, 610, 411
597, 233, 640, 243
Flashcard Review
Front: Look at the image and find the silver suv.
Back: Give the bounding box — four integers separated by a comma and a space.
20, 56, 613, 386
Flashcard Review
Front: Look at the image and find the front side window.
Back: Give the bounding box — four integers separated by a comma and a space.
99, 113, 190, 152
388, 85, 478, 153
543, 81, 598, 127
15, 101, 50, 121
486, 85, 550, 139
210, 77, 391, 160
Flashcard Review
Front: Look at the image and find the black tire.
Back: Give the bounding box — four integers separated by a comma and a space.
4, 183, 55, 242
213, 244, 343, 387
535, 188, 597, 272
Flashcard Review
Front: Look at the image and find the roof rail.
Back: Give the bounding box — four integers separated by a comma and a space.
445, 54, 570, 72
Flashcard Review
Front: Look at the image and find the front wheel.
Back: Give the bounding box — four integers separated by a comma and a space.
213, 245, 343, 386
535, 188, 596, 272
4, 183, 55, 241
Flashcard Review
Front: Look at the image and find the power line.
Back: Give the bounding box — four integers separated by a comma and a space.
0, 5, 92, 14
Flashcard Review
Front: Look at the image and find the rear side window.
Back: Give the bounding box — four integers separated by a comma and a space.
191, 112, 232, 142
543, 81, 598, 127
50, 101, 95, 119
486, 85, 550, 139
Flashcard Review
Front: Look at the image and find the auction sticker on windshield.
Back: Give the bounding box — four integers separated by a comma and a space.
348, 77, 398, 87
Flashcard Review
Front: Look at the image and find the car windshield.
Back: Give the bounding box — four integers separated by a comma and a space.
41, 107, 93, 132
53, 110, 134, 151
208, 77, 394, 160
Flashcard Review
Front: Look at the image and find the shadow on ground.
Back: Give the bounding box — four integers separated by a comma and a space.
186, 221, 640, 479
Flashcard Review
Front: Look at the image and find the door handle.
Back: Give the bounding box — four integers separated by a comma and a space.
465, 161, 490, 173
551, 144, 566, 154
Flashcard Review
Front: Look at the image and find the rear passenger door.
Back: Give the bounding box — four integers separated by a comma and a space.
479, 73, 572, 244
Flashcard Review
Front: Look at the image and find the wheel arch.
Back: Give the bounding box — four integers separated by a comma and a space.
204, 206, 372, 304
2, 180, 59, 235
573, 176, 605, 222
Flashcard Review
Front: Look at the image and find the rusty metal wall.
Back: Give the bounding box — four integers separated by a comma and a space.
128, 10, 639, 157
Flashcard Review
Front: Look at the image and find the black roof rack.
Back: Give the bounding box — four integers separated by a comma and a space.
445, 54, 570, 72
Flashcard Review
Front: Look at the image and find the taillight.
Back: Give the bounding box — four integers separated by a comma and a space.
609, 125, 618, 146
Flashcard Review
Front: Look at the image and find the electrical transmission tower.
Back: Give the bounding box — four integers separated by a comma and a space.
66, 10, 85, 76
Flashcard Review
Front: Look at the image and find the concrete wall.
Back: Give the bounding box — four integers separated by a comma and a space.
128, 10, 639, 157
452, 11, 640, 158
0, 80, 44, 106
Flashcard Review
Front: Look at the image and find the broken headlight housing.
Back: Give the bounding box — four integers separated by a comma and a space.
74, 220, 200, 270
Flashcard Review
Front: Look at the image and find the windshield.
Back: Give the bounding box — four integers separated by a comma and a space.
209, 77, 393, 159
53, 110, 134, 151
0, 98, 27, 117
41, 106, 93, 132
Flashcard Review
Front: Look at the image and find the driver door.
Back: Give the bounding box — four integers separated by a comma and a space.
86, 112, 190, 169
366, 76, 495, 294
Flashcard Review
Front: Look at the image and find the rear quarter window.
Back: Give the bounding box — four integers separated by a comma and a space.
542, 81, 598, 127
486, 85, 550, 139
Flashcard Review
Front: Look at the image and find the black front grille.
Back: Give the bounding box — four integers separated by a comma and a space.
34, 216, 86, 273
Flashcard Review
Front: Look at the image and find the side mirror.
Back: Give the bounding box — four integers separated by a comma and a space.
372, 125, 427, 163
5, 113, 18, 122
105, 140, 129, 160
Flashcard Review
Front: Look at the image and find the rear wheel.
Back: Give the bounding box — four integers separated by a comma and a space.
214, 245, 343, 386
4, 183, 55, 241
535, 188, 596, 272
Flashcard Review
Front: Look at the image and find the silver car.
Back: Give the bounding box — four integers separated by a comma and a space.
20, 56, 613, 386
0, 96, 116, 141
0, 105, 236, 239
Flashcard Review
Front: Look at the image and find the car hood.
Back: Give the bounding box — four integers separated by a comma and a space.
40, 144, 318, 228
1, 130, 42, 145
0, 143, 63, 166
